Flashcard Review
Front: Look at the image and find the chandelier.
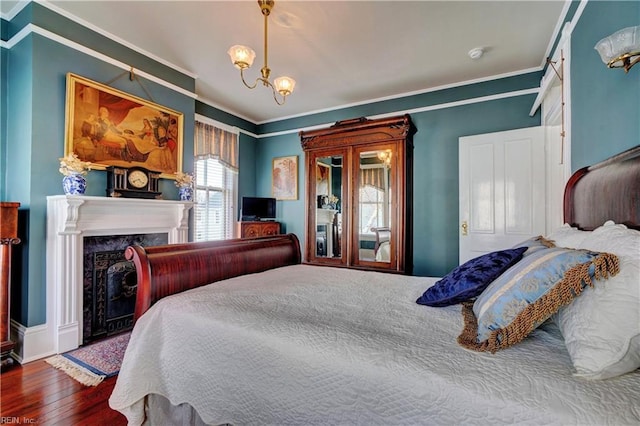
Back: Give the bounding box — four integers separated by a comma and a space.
227, 0, 296, 105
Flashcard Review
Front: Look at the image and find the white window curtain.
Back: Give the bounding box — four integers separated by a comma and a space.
193, 120, 239, 241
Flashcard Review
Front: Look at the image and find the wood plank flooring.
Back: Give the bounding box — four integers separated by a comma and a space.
1, 359, 126, 425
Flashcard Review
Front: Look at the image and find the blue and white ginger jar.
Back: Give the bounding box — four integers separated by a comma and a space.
178, 186, 193, 201
62, 173, 87, 195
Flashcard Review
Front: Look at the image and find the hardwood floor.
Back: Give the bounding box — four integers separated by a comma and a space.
1, 359, 126, 425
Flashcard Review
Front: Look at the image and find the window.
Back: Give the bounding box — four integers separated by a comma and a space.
359, 184, 386, 234
193, 118, 239, 242
194, 158, 237, 241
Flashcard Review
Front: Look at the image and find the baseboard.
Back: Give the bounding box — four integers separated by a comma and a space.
10, 320, 55, 364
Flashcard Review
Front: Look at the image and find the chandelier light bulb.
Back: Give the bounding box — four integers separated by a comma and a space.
228, 45, 256, 70
274, 76, 296, 96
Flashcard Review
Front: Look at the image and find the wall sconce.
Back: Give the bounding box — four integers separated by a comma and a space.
594, 25, 640, 73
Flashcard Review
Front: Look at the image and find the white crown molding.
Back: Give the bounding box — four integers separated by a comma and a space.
539, 0, 574, 69
0, 0, 28, 21
257, 87, 539, 139
36, 0, 197, 79
255, 67, 543, 126
196, 95, 258, 126
5, 23, 198, 100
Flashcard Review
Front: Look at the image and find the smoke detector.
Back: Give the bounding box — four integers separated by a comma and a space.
468, 47, 484, 60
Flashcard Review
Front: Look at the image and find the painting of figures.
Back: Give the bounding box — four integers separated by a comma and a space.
64, 73, 184, 177
272, 155, 298, 200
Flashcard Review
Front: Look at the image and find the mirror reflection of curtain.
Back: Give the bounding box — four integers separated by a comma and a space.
360, 167, 385, 190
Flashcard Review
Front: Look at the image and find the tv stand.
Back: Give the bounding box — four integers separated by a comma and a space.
238, 221, 280, 238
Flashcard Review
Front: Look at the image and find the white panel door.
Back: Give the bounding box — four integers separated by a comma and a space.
459, 127, 545, 263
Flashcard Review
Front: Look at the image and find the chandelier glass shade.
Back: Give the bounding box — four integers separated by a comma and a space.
228, 0, 296, 105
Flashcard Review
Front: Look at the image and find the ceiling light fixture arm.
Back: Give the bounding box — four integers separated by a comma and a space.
239, 68, 288, 105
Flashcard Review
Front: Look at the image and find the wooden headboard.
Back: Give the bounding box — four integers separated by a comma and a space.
564, 145, 640, 230
127, 234, 302, 321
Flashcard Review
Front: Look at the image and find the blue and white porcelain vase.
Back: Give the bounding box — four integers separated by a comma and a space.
178, 186, 193, 201
62, 173, 87, 195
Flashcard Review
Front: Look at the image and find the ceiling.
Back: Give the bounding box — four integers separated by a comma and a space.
3, 1, 568, 123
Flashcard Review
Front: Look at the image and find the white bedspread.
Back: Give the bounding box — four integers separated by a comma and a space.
109, 264, 640, 425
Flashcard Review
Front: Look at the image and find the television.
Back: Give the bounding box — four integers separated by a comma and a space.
241, 197, 276, 221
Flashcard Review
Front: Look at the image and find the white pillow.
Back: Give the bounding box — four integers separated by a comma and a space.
546, 223, 591, 249
552, 221, 640, 379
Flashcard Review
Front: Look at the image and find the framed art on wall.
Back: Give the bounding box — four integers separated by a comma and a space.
272, 155, 298, 200
64, 73, 184, 177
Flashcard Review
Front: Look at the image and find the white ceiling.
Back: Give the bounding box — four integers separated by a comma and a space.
4, 1, 568, 123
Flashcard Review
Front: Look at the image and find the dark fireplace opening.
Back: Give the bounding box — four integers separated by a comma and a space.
83, 233, 167, 344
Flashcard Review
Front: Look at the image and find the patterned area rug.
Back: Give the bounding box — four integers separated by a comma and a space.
45, 331, 131, 386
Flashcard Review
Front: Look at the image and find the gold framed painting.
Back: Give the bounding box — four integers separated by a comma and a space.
64, 72, 184, 177
272, 155, 298, 200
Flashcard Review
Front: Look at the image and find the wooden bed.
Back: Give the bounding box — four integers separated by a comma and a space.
112, 145, 640, 425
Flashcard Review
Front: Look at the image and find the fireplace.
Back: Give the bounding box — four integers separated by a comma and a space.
83, 233, 167, 344
30, 195, 193, 361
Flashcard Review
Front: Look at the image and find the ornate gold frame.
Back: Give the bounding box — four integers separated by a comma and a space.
64, 73, 184, 178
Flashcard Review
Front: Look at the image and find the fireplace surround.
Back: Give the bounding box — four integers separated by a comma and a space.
14, 195, 193, 362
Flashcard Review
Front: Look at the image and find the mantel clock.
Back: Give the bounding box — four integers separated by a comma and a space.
106, 166, 163, 199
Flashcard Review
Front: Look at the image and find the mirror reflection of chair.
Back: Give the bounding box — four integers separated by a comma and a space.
373, 227, 391, 253
373, 227, 391, 261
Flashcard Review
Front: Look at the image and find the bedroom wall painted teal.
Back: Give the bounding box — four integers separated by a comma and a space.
254, 92, 541, 277
1, 46, 7, 201
570, 0, 640, 170
5, 36, 35, 324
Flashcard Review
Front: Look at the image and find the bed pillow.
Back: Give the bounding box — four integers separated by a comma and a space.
416, 247, 527, 307
547, 223, 591, 249
457, 247, 619, 353
513, 235, 555, 256
553, 221, 640, 379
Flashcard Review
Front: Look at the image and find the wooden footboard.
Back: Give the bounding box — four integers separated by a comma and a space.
126, 234, 302, 321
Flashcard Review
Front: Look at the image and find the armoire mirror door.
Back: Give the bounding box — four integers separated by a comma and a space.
353, 146, 395, 268
306, 150, 348, 265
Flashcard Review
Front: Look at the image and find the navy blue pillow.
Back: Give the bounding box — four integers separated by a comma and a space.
416, 247, 527, 307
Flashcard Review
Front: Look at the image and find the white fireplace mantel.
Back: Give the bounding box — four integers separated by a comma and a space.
19, 195, 192, 361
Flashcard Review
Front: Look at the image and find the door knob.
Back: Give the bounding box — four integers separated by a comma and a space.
461, 221, 468, 236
